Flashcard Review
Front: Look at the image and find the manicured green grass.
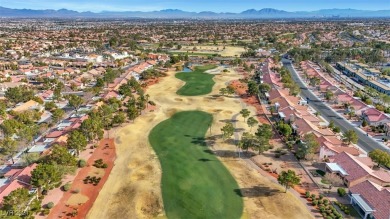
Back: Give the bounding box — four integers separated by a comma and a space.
175, 65, 216, 96
149, 111, 243, 219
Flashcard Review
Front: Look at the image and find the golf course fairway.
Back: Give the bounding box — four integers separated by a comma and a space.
175, 65, 216, 96
149, 111, 243, 219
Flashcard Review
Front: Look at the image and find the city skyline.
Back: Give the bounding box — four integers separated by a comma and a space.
1, 0, 389, 13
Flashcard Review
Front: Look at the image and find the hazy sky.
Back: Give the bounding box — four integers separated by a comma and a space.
1, 0, 389, 12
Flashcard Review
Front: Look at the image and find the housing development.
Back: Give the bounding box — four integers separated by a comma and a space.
0, 2, 389, 219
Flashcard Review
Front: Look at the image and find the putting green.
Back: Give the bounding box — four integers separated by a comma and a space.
175, 65, 216, 96
149, 111, 243, 219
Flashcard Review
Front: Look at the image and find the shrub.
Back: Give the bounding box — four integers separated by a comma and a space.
324, 173, 344, 186
362, 119, 368, 127
41, 209, 50, 216
102, 163, 108, 168
337, 188, 346, 197
78, 159, 86, 168
305, 191, 311, 198
323, 199, 329, 205
63, 183, 71, 191
46, 202, 54, 209
319, 194, 324, 199
311, 194, 316, 200
312, 200, 318, 206
73, 189, 80, 194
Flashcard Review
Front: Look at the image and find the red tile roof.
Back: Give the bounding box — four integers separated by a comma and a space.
350, 180, 390, 219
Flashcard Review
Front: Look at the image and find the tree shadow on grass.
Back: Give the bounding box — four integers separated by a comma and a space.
191, 137, 207, 146
234, 186, 280, 198
198, 158, 214, 162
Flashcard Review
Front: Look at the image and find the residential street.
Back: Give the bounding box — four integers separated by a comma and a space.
282, 59, 390, 153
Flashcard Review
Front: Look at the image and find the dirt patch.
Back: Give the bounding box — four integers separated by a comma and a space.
135, 191, 162, 218
67, 194, 89, 206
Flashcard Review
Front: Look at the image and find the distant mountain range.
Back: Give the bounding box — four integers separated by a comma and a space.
0, 7, 389, 18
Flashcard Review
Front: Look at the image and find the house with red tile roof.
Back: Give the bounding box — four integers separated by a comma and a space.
277, 106, 301, 123
328, 152, 390, 187
319, 135, 361, 160
361, 108, 390, 126
102, 90, 120, 100
0, 164, 37, 203
262, 73, 283, 89
349, 180, 390, 219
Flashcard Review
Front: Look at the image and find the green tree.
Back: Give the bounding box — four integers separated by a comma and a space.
277, 170, 300, 192
259, 83, 271, 93
255, 124, 273, 151
5, 86, 35, 104
309, 76, 321, 87
221, 122, 234, 140
0, 119, 22, 137
112, 112, 126, 126
246, 117, 258, 131
0, 137, 17, 164
118, 83, 132, 97
239, 109, 250, 122
298, 133, 320, 159
324, 90, 334, 101
127, 105, 138, 121
51, 108, 65, 123
247, 81, 259, 96
80, 115, 104, 142
278, 122, 292, 138
98, 104, 115, 130
45, 144, 77, 166
328, 120, 335, 129
219, 88, 228, 96
45, 101, 57, 111
343, 130, 358, 144
226, 85, 235, 96
369, 149, 390, 167
1, 188, 31, 213
67, 130, 87, 155
239, 132, 257, 152
31, 163, 62, 191
18, 124, 38, 146
67, 94, 84, 113
362, 119, 368, 127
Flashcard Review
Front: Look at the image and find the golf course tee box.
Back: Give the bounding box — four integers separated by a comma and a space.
175, 65, 217, 96
149, 111, 243, 219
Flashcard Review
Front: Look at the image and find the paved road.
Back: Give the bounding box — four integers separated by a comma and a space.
282, 59, 390, 153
